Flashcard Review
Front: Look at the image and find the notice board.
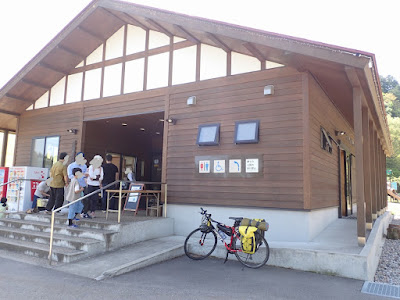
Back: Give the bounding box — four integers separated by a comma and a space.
124, 183, 144, 212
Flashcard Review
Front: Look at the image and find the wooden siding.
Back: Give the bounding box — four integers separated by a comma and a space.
16, 105, 82, 166
14, 66, 307, 210
308, 75, 355, 210
167, 68, 305, 209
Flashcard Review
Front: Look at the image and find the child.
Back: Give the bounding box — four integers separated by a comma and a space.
66, 168, 84, 227
0, 197, 8, 218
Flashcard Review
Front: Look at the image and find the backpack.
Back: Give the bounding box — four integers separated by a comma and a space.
238, 225, 258, 254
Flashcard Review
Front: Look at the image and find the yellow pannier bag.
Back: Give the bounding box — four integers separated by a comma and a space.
240, 218, 268, 231
239, 225, 258, 254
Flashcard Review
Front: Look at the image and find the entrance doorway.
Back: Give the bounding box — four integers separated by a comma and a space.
339, 149, 353, 217
82, 111, 164, 184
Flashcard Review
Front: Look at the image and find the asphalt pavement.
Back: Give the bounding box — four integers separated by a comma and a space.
0, 256, 389, 300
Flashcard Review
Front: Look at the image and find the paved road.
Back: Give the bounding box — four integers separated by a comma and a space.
0, 256, 388, 300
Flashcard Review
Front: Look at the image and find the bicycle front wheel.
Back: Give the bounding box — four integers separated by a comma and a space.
184, 228, 217, 260
234, 232, 270, 268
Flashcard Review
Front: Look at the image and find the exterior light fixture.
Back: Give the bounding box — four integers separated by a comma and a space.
264, 85, 274, 95
160, 118, 176, 125
187, 96, 197, 106
166, 118, 176, 125
67, 129, 78, 134
155, 131, 161, 135
122, 123, 128, 126
335, 130, 346, 136
140, 128, 145, 131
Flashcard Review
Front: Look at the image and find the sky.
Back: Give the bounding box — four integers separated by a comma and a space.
0, 0, 399, 90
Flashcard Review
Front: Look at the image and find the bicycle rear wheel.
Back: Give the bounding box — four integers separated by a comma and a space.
234, 232, 270, 268
184, 228, 217, 260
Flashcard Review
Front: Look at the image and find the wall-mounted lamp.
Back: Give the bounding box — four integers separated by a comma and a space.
264, 85, 274, 96
166, 118, 176, 125
187, 96, 197, 106
335, 130, 346, 136
160, 118, 176, 125
67, 129, 78, 134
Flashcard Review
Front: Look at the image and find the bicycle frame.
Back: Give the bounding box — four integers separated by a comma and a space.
203, 213, 241, 253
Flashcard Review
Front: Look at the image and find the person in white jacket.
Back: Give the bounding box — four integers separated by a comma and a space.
85, 155, 104, 218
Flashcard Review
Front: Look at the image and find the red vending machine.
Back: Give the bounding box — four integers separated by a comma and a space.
0, 167, 9, 199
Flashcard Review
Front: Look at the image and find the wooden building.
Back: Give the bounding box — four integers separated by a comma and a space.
0, 0, 392, 244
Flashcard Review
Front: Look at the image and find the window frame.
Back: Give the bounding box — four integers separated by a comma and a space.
196, 123, 220, 146
234, 120, 260, 144
30, 135, 60, 168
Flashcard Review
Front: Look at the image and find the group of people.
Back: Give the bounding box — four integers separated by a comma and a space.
37, 152, 119, 228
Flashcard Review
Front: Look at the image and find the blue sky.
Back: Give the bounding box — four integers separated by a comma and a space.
0, 0, 398, 89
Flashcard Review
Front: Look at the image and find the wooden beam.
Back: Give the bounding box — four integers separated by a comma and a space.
0, 109, 20, 116
145, 18, 172, 36
39, 62, 67, 75
353, 86, 366, 246
101, 7, 127, 26
57, 45, 85, 60
242, 42, 267, 62
21, 79, 51, 90
123, 13, 148, 30
345, 66, 361, 88
173, 25, 200, 43
5, 93, 33, 103
206, 33, 230, 52
78, 26, 105, 42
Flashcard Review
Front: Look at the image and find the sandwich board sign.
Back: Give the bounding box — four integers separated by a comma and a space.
124, 183, 144, 213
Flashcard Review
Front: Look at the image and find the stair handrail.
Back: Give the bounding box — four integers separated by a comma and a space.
0, 178, 25, 188
48, 180, 122, 264
48, 180, 168, 264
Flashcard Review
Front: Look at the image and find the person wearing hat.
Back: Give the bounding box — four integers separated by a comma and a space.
67, 152, 88, 215
85, 155, 104, 218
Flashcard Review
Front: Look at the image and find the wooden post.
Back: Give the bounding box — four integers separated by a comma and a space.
362, 109, 372, 231
378, 145, 383, 215
0, 130, 8, 167
371, 128, 377, 221
302, 73, 311, 210
383, 149, 387, 212
383, 151, 387, 212
353, 87, 366, 246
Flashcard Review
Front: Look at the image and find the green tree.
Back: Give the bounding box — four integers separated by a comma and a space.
381, 75, 399, 93
387, 114, 400, 179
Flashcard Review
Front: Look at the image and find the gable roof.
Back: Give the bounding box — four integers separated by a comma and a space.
0, 0, 391, 153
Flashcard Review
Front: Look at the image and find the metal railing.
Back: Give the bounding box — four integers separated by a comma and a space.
47, 180, 168, 264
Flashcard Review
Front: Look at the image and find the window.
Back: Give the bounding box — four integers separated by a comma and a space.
31, 136, 60, 168
320, 127, 332, 153
197, 124, 220, 146
234, 120, 260, 144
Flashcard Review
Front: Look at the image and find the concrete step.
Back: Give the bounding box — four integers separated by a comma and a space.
0, 236, 86, 263
0, 225, 102, 251
55, 235, 186, 280
6, 213, 121, 231
0, 218, 118, 242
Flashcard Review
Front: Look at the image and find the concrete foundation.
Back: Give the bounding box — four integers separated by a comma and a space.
167, 204, 338, 242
